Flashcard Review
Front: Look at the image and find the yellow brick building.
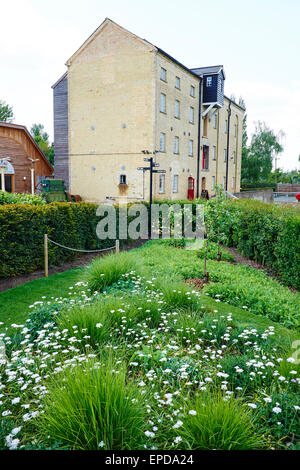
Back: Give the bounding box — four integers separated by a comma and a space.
52, 18, 244, 203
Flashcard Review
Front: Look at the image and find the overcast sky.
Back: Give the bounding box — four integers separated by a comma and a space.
1, 0, 299, 170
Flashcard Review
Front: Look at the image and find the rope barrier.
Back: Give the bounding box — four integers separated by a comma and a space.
47, 237, 116, 253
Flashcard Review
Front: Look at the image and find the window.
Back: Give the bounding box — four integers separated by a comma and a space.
189, 140, 194, 156
174, 100, 180, 118
190, 85, 195, 97
234, 124, 237, 137
160, 67, 167, 81
206, 76, 212, 87
203, 116, 208, 136
225, 120, 228, 133
223, 176, 226, 189
174, 136, 179, 154
173, 175, 178, 193
160, 132, 166, 152
119, 174, 127, 185
212, 146, 216, 160
232, 151, 236, 163
211, 175, 215, 190
213, 113, 217, 129
224, 149, 227, 162
232, 177, 235, 190
159, 174, 165, 193
160, 93, 166, 113
189, 107, 194, 124
202, 145, 209, 170
175, 76, 180, 89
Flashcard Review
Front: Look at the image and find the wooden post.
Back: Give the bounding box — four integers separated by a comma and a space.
115, 239, 120, 254
44, 234, 48, 278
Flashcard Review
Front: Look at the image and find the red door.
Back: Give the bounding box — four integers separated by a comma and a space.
187, 177, 195, 200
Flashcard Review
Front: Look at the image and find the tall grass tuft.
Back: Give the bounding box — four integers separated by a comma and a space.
180, 393, 263, 450
85, 252, 137, 292
156, 280, 201, 311
39, 359, 146, 450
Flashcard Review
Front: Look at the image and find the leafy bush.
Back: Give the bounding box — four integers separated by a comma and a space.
85, 252, 137, 292
0, 202, 115, 277
205, 198, 300, 289
180, 393, 263, 450
39, 359, 146, 450
0, 190, 46, 205
197, 241, 235, 262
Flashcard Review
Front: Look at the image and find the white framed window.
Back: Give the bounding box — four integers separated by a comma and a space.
211, 175, 215, 190
232, 176, 235, 190
175, 76, 180, 89
213, 113, 217, 129
160, 67, 167, 81
159, 174, 165, 193
174, 136, 179, 154
173, 175, 178, 193
189, 107, 194, 124
190, 85, 195, 97
223, 176, 226, 189
212, 146, 216, 160
160, 93, 166, 113
160, 132, 166, 152
224, 149, 227, 162
189, 139, 194, 156
174, 100, 180, 118
225, 119, 228, 133
119, 174, 127, 185
206, 76, 212, 87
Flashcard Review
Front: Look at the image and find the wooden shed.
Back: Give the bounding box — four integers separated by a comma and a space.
0, 122, 53, 193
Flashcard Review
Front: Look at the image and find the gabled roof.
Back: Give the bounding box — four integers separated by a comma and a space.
65, 18, 155, 67
0, 122, 54, 172
191, 65, 226, 80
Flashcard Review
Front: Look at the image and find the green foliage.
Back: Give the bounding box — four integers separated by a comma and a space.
0, 202, 115, 277
0, 100, 14, 122
242, 122, 283, 183
197, 241, 235, 262
85, 252, 137, 292
39, 359, 146, 450
30, 123, 54, 165
205, 198, 300, 290
0, 190, 46, 205
180, 393, 263, 450
241, 182, 277, 191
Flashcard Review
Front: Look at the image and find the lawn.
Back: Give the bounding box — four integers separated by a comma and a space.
0, 240, 299, 450
0, 269, 83, 333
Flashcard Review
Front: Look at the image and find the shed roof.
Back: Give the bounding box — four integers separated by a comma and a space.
0, 122, 54, 172
191, 65, 226, 79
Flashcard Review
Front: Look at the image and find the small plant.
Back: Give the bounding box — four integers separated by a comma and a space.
39, 359, 147, 450
85, 252, 137, 292
180, 393, 263, 450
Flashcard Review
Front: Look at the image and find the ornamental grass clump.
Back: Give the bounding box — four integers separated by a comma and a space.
85, 252, 138, 292
157, 280, 201, 311
180, 393, 263, 450
39, 359, 146, 450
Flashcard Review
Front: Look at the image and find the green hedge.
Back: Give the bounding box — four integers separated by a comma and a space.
0, 203, 115, 278
206, 199, 300, 290
241, 182, 277, 191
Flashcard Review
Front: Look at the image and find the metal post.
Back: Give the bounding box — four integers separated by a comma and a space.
31, 168, 35, 195
44, 234, 48, 278
115, 239, 120, 254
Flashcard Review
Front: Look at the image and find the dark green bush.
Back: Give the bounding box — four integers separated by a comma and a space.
206, 199, 300, 289
0, 202, 115, 277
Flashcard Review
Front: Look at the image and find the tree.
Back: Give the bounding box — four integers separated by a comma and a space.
0, 100, 14, 122
30, 123, 54, 165
241, 121, 283, 183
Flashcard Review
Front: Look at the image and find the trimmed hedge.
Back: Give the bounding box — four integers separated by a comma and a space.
241, 182, 277, 191
0, 203, 115, 278
206, 199, 300, 290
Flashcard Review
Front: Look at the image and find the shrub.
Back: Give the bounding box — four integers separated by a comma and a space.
180, 393, 263, 450
85, 252, 137, 292
39, 359, 146, 450
0, 190, 46, 205
0, 202, 115, 278
197, 242, 235, 262
205, 199, 300, 289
